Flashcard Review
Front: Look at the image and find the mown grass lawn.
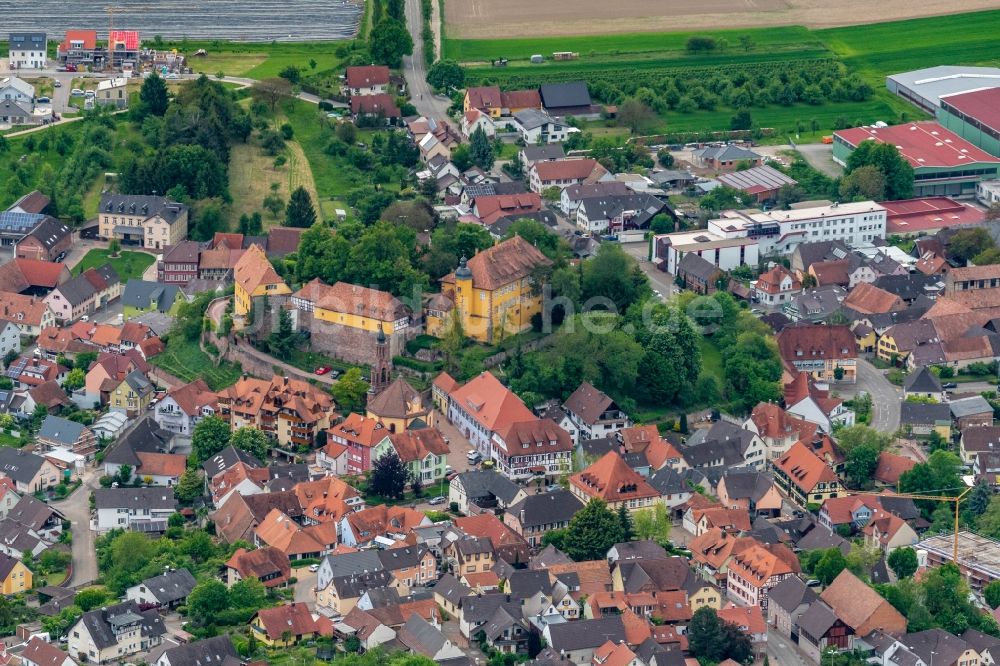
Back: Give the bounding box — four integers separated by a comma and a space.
151, 336, 243, 391
72, 249, 155, 281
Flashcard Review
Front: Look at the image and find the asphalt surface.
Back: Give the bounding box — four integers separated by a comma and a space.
850, 358, 902, 433
52, 469, 100, 586
768, 630, 812, 666
402, 0, 456, 130
795, 143, 844, 178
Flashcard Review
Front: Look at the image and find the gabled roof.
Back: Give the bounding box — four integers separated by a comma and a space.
159, 635, 239, 666
547, 616, 625, 652
441, 235, 551, 290
385, 428, 449, 463
820, 569, 906, 634
725, 542, 799, 588
121, 280, 180, 313
506, 489, 583, 528
564, 381, 617, 425
234, 243, 284, 295
346, 65, 390, 89
0, 446, 49, 485
225, 546, 291, 587
539, 82, 591, 110
448, 371, 535, 432
843, 282, 905, 315
367, 378, 425, 420
772, 441, 839, 493
93, 487, 176, 511
253, 602, 317, 640
776, 324, 857, 365
533, 158, 604, 183
767, 575, 817, 613
132, 568, 196, 604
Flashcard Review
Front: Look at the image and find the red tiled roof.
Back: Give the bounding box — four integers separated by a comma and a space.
59, 30, 97, 51
346, 65, 390, 89
471, 194, 543, 226
109, 30, 139, 50
756, 264, 799, 295
351, 93, 401, 118
570, 452, 660, 503
773, 441, 839, 494
448, 371, 535, 432
466, 86, 502, 110
253, 603, 317, 640
717, 603, 766, 637
533, 158, 603, 182
776, 324, 857, 365
14, 258, 66, 288
843, 282, 905, 315
225, 546, 291, 587
874, 452, 916, 485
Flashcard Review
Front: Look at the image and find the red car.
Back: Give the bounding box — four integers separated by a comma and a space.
314, 366, 331, 376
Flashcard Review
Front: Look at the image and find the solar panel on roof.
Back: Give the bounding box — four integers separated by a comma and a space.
0, 212, 44, 233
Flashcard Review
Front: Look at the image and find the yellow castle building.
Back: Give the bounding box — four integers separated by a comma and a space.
425, 235, 551, 344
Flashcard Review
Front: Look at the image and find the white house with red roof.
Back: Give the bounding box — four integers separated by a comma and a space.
448, 371, 535, 457
344, 65, 390, 97
753, 264, 800, 307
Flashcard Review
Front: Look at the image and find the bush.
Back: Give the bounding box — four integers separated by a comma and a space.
685, 36, 717, 52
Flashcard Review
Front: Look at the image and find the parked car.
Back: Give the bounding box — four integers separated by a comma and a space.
314, 366, 331, 376
53, 81, 62, 88
428, 496, 446, 505
942, 382, 958, 389
466, 450, 482, 464
70, 88, 84, 97
36, 97, 50, 104
308, 563, 320, 572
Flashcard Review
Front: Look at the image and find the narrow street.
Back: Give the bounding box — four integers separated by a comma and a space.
52, 469, 100, 587
845, 359, 902, 434
768, 631, 811, 666
402, 0, 456, 129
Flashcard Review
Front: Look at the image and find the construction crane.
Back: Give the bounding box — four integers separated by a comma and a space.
851, 486, 973, 562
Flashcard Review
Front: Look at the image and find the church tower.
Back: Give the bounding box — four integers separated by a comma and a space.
370, 322, 392, 395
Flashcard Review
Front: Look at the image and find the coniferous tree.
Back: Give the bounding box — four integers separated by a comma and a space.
285, 186, 317, 228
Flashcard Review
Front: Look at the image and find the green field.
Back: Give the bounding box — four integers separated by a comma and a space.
447, 9, 1000, 135
444, 25, 821, 62
72, 249, 156, 281
151, 336, 243, 390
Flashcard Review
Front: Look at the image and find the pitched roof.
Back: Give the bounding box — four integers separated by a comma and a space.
776, 324, 857, 365
159, 635, 239, 666
448, 372, 535, 432
121, 280, 180, 313
346, 65, 390, 89
767, 575, 817, 613
547, 616, 626, 652
441, 235, 551, 290
225, 547, 291, 587
0, 447, 47, 485
570, 452, 660, 503
726, 543, 800, 588
819, 569, 906, 634
843, 282, 905, 315
294, 279, 409, 321
234, 244, 285, 296
564, 381, 617, 425
506, 489, 583, 528
253, 603, 317, 640
133, 568, 196, 604
366, 378, 425, 420
20, 635, 76, 666
772, 441, 839, 494
385, 428, 449, 463
903, 366, 943, 394
165, 379, 217, 416
539, 82, 592, 109
93, 487, 176, 511
533, 158, 603, 182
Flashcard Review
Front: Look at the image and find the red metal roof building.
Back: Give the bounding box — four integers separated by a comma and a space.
880, 196, 985, 234
938, 87, 1000, 158
833, 122, 1000, 198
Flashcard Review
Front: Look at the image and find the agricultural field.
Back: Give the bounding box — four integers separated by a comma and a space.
157, 40, 349, 79
448, 9, 999, 136
444, 0, 1000, 39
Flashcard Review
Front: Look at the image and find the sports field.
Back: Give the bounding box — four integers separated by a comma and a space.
445, 0, 1000, 39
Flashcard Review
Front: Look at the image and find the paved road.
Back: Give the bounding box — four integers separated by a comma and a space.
402, 0, 455, 129
768, 631, 812, 666
52, 469, 100, 586
851, 358, 902, 434
622, 241, 679, 302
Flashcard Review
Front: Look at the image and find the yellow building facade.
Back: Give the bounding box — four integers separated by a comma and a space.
233, 244, 291, 324
0, 559, 32, 594
425, 236, 551, 344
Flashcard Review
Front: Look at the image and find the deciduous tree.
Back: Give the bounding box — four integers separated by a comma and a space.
563, 499, 624, 561
230, 427, 270, 462
888, 547, 918, 579
370, 451, 410, 499
192, 415, 232, 463
332, 368, 370, 413
370, 18, 413, 68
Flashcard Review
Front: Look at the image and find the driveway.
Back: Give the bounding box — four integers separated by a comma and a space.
402, 0, 456, 130
52, 468, 100, 586
622, 242, 679, 302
